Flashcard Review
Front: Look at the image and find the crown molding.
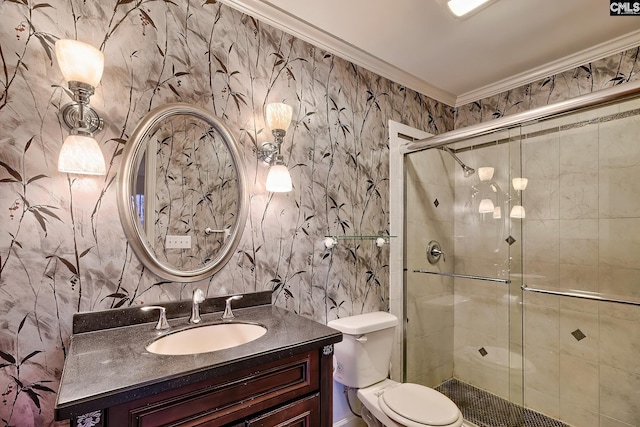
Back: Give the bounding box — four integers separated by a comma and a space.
221, 0, 457, 106
221, 1, 640, 110
454, 29, 640, 107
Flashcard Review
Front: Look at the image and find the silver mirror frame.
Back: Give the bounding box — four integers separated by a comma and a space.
117, 103, 248, 282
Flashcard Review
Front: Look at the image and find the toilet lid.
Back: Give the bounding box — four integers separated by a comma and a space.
380, 383, 461, 426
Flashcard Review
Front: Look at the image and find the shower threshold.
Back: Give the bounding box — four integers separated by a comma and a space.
435, 378, 570, 427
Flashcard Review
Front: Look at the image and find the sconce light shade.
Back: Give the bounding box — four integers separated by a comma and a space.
512, 177, 528, 191
479, 198, 495, 213
55, 39, 104, 87
493, 206, 502, 219
510, 205, 526, 219
58, 134, 106, 175
266, 103, 293, 131
478, 167, 494, 182
266, 164, 292, 192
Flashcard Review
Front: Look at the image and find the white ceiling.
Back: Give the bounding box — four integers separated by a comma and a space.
223, 0, 640, 106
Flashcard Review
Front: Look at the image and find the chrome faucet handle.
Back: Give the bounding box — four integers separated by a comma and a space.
141, 306, 170, 330
190, 288, 205, 324
222, 295, 243, 320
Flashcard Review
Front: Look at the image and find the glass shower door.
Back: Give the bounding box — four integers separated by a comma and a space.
403, 126, 525, 423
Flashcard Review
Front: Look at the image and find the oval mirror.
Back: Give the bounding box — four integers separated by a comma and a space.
117, 103, 248, 282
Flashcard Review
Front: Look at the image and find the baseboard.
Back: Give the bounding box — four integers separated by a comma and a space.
333, 414, 364, 427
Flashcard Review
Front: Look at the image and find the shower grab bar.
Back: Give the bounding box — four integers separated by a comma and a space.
413, 270, 510, 284
521, 285, 640, 307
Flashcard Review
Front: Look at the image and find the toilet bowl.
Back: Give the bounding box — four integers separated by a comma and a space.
328, 312, 464, 427
357, 379, 463, 427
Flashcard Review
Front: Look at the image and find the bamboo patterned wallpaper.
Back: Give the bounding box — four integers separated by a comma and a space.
149, 114, 239, 270
0, 0, 638, 424
455, 46, 640, 127
0, 1, 450, 424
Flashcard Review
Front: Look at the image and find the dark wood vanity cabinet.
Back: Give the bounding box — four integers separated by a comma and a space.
105, 347, 333, 427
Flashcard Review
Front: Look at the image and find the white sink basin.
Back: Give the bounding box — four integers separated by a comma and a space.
146, 323, 267, 355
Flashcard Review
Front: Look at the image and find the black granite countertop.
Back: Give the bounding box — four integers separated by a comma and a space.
55, 295, 342, 420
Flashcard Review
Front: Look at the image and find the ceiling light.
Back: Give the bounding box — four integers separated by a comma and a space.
447, 0, 494, 17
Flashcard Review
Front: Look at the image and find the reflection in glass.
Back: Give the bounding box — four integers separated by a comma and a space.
133, 114, 238, 271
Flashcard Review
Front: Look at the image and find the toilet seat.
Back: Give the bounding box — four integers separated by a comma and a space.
378, 383, 463, 427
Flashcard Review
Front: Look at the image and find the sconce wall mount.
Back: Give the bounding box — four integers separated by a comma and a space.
59, 81, 104, 135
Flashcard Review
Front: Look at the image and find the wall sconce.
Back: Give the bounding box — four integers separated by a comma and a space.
55, 39, 106, 175
258, 103, 293, 192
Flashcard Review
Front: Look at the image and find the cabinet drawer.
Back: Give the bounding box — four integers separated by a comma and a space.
244, 393, 319, 427
108, 351, 318, 427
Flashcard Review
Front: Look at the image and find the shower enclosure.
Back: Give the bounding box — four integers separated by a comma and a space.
401, 85, 640, 427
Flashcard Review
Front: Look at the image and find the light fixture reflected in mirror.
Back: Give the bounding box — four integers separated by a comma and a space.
478, 167, 494, 182
492, 206, 502, 219
479, 198, 495, 213
511, 177, 527, 218
259, 103, 293, 192
512, 177, 528, 191
510, 205, 526, 219
55, 39, 106, 175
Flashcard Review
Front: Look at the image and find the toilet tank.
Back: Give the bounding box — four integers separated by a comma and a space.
327, 312, 397, 388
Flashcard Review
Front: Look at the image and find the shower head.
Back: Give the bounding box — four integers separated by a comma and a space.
442, 146, 475, 178
462, 164, 476, 178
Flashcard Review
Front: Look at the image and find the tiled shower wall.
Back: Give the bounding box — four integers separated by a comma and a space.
519, 100, 640, 427
403, 50, 640, 423
404, 149, 456, 387
450, 134, 524, 405
434, 100, 640, 427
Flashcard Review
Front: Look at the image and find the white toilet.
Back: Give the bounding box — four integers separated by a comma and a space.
328, 312, 463, 427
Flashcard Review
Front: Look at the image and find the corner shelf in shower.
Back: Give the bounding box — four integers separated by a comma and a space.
413, 269, 511, 284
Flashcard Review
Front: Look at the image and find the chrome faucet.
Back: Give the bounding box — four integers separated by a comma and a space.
141, 306, 170, 330
222, 295, 243, 320
189, 288, 205, 324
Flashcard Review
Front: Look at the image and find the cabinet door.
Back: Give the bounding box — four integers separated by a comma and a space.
244, 393, 319, 427
107, 351, 318, 427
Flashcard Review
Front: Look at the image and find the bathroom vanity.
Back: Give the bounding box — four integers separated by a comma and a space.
55, 292, 342, 426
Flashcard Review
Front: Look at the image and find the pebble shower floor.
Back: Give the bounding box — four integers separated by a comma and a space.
435, 379, 570, 427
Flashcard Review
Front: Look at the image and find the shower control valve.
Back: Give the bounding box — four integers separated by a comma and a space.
427, 240, 445, 264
